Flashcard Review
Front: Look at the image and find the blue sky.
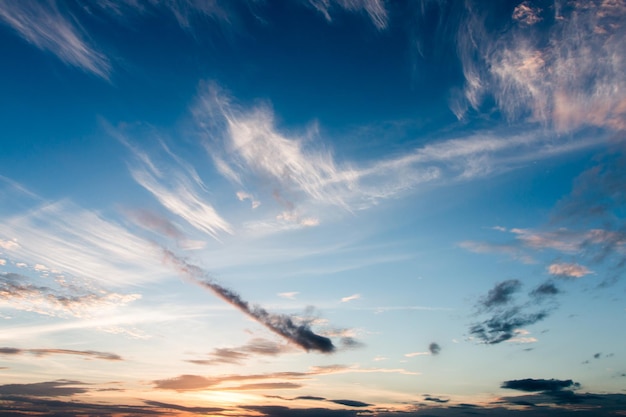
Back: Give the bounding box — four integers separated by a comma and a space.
1, 1, 625, 416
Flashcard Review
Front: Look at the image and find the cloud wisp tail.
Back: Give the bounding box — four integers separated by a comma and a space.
162, 249, 335, 353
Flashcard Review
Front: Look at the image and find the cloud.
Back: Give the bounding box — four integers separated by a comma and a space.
470, 280, 553, 344
307, 0, 388, 30
162, 249, 337, 353
329, 399, 370, 407
429, 342, 441, 355
404, 351, 429, 358
501, 378, 581, 393
547, 263, 592, 278
155, 364, 416, 391
187, 338, 293, 365
470, 308, 549, 345
278, 292, 299, 300
0, 0, 111, 79
480, 280, 522, 309
512, 2, 542, 26
118, 134, 232, 240
243, 405, 362, 417
0, 347, 122, 361
0, 199, 167, 287
237, 191, 261, 209
0, 380, 88, 397
529, 282, 560, 298
195, 85, 595, 235
424, 396, 449, 403
453, 0, 626, 132
340, 294, 360, 303
0, 272, 140, 318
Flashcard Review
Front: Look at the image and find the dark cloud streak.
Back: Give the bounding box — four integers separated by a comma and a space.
162, 249, 336, 353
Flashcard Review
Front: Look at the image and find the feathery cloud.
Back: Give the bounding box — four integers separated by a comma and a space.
0, 0, 111, 79
0, 272, 140, 318
307, 0, 388, 30
453, 0, 626, 132
0, 199, 167, 287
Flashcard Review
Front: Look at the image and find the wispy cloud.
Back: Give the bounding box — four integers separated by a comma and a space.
307, 0, 388, 30
118, 134, 232, 241
0, 272, 140, 318
162, 248, 338, 353
187, 338, 294, 365
0, 199, 166, 287
0, 0, 111, 79
0, 347, 122, 361
469, 280, 555, 344
155, 363, 417, 391
454, 0, 626, 132
195, 85, 598, 234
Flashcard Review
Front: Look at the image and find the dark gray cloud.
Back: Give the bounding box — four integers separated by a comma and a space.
501, 378, 580, 392
470, 280, 552, 344
272, 394, 369, 408
529, 282, 560, 298
0, 347, 122, 361
162, 249, 336, 353
481, 280, 522, 309
424, 396, 449, 403
329, 399, 370, 407
242, 405, 362, 417
470, 308, 548, 344
142, 400, 224, 414
0, 380, 88, 397
428, 342, 441, 355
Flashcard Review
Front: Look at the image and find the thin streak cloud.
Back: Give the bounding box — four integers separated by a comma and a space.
162, 249, 337, 353
0, 0, 111, 79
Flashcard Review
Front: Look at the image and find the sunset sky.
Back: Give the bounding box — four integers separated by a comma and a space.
1, 1, 625, 416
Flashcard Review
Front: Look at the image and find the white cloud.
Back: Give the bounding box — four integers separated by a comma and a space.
278, 292, 299, 300
341, 293, 361, 303
197, 86, 596, 234
0, 272, 141, 318
0, 239, 19, 250
0, 200, 168, 287
236, 191, 261, 209
404, 351, 430, 358
455, 0, 626, 131
0, 0, 111, 79
117, 134, 232, 241
0, 259, 5, 266
548, 263, 592, 278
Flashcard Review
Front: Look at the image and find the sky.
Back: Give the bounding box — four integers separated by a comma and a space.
0, 0, 625, 416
